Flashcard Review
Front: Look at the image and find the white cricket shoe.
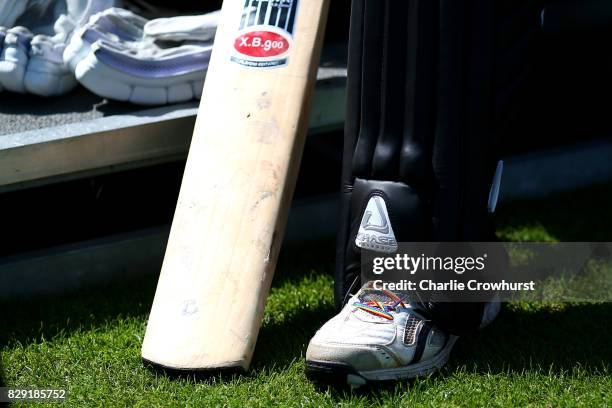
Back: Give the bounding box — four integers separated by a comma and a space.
305, 282, 457, 387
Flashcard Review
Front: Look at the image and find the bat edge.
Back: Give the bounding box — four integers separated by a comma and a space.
142, 358, 247, 380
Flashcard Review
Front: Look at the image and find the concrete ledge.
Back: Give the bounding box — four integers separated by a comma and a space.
0, 67, 346, 193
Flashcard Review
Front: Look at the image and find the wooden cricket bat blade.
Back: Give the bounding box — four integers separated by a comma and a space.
141, 0, 330, 372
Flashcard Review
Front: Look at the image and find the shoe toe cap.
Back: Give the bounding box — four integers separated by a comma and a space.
306, 342, 391, 372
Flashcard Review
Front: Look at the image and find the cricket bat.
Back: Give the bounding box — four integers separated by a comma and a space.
141, 0, 330, 372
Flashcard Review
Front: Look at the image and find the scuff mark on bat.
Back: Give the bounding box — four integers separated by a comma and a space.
251, 191, 275, 212
181, 299, 199, 316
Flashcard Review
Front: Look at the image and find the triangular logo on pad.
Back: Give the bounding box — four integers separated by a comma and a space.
355, 196, 398, 253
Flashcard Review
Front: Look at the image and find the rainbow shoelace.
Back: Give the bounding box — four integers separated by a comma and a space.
352, 289, 406, 321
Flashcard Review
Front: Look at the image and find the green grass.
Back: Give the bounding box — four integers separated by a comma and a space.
2, 183, 612, 407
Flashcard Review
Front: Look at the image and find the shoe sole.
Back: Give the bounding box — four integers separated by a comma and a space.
305, 335, 458, 387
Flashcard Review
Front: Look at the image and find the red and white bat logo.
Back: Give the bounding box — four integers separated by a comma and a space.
231, 0, 299, 68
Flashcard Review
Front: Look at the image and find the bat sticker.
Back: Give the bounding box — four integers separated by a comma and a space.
232, 0, 299, 68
